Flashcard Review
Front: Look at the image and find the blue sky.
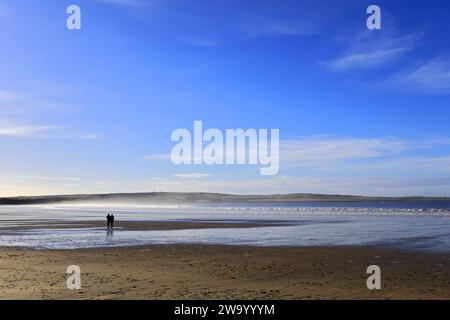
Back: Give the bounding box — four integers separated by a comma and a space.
1, 0, 450, 196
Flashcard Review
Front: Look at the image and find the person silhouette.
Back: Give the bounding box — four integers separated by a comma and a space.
106, 213, 111, 228
110, 214, 115, 228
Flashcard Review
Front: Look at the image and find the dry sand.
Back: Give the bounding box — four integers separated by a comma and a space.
1, 244, 450, 300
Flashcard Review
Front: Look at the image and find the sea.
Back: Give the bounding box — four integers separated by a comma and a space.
1, 200, 450, 252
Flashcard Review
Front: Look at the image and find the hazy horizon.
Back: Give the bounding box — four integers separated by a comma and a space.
1, 190, 450, 202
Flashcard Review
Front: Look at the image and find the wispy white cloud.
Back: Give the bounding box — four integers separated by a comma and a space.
0, 90, 19, 101
0, 89, 102, 139
279, 136, 450, 176
181, 20, 317, 47
9, 176, 80, 181
280, 136, 408, 166
174, 173, 212, 179
161, 20, 317, 47
0, 119, 101, 139
384, 57, 450, 95
345, 155, 450, 176
55, 131, 103, 140
144, 153, 171, 161
0, 121, 63, 138
0, 89, 75, 116
143, 136, 450, 171
325, 31, 420, 71
103, 0, 319, 47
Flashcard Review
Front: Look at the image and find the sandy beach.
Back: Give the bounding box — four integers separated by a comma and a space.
2, 216, 450, 300
1, 240, 450, 299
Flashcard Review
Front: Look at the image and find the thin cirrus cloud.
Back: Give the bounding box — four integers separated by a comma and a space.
173, 173, 212, 179
279, 136, 450, 174
322, 28, 450, 97
0, 121, 63, 138
145, 136, 411, 165
0, 89, 77, 115
325, 31, 420, 71
0, 89, 102, 139
144, 135, 450, 178
163, 21, 316, 47
6, 133, 450, 195
276, 137, 450, 189
280, 136, 408, 166
177, 21, 316, 47
383, 57, 450, 95
0, 120, 101, 139
9, 176, 81, 182
96, 0, 318, 47
144, 154, 171, 161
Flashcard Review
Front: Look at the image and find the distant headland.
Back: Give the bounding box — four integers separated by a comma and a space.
0, 192, 449, 205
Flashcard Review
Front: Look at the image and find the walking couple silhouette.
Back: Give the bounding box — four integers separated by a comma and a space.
106, 213, 115, 228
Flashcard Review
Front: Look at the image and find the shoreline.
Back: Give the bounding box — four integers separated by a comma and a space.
0, 220, 287, 232
1, 244, 450, 299
2, 241, 448, 254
